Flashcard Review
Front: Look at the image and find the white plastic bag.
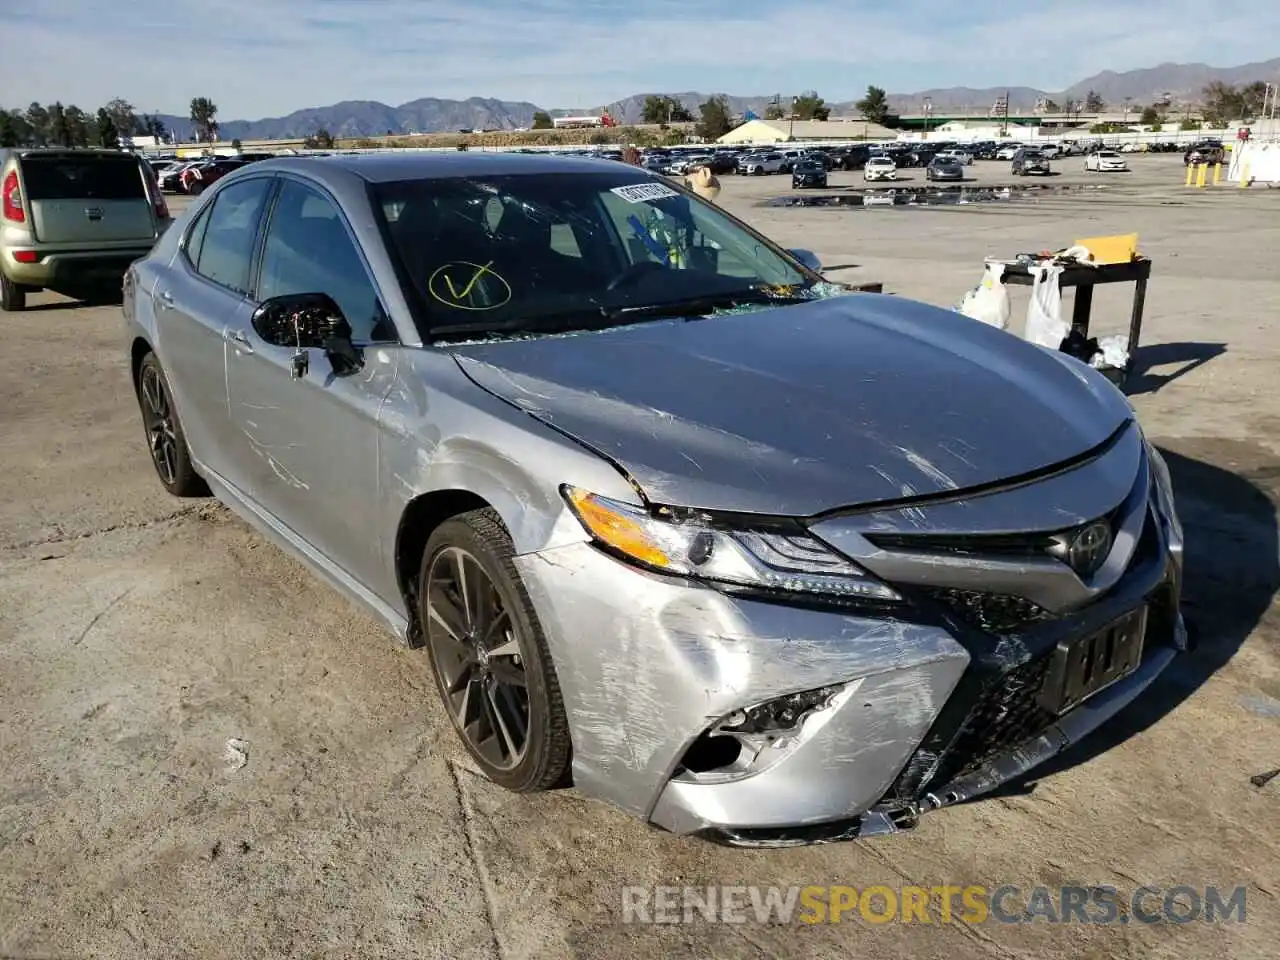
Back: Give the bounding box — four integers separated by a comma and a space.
1024, 264, 1069, 349
956, 262, 1010, 330
1089, 334, 1130, 370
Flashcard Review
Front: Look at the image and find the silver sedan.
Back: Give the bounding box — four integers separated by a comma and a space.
123, 153, 1185, 845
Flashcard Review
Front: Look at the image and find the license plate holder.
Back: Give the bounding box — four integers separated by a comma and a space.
1037, 607, 1147, 715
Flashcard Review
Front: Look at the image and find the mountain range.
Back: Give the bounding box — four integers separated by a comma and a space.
148, 58, 1280, 140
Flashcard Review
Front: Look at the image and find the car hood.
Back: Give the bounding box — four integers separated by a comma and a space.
451, 294, 1131, 517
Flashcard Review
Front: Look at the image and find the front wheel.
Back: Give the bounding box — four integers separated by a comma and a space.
420, 510, 572, 792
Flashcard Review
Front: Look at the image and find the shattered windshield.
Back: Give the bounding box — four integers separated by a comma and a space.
371, 172, 813, 340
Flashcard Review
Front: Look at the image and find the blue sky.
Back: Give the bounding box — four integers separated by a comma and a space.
5, 0, 1277, 119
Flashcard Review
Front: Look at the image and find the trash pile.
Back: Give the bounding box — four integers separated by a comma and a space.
956, 247, 1131, 379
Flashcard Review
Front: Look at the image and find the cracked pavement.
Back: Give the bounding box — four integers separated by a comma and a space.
1, 155, 1278, 958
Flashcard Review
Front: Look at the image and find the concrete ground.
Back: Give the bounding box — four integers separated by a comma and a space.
1, 153, 1278, 959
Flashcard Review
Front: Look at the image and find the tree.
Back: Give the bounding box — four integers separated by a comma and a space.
763, 103, 785, 120
640, 95, 692, 124
95, 108, 119, 148
1062, 98, 1078, 118
855, 86, 890, 125
64, 106, 90, 147
49, 102, 72, 147
531, 110, 553, 129
792, 91, 830, 121
1241, 80, 1268, 118
303, 129, 334, 149
695, 95, 732, 141
1139, 105, 1160, 125
1041, 98, 1061, 113
25, 103, 49, 145
1084, 90, 1106, 112
190, 96, 219, 142
231, 138, 243, 151
0, 112, 17, 148
1201, 81, 1243, 123
104, 98, 138, 138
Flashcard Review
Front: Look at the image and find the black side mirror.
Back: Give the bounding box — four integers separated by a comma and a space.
251, 293, 363, 375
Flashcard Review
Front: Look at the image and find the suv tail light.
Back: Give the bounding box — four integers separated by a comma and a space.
2, 171, 25, 223
140, 164, 169, 220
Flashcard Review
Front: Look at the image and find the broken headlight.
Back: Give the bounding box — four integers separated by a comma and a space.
562, 486, 901, 601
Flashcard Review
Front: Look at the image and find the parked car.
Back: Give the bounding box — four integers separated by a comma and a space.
181, 158, 249, 195
124, 152, 1184, 844
697, 153, 739, 175
1011, 149, 1051, 176
863, 156, 898, 181
1184, 142, 1225, 165
790, 158, 828, 189
995, 144, 1022, 160
1085, 150, 1129, 173
740, 152, 786, 175
935, 149, 974, 167
1037, 144, 1061, 159
925, 156, 965, 181
0, 148, 169, 311
158, 160, 203, 193
669, 154, 712, 176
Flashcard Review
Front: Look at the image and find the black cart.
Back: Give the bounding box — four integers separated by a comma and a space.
999, 257, 1151, 391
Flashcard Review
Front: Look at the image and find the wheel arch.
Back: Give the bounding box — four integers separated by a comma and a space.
130, 336, 154, 392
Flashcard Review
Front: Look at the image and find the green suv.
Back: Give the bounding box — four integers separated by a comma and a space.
1, 148, 170, 311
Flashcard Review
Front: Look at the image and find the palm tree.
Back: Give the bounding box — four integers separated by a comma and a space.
189, 97, 219, 143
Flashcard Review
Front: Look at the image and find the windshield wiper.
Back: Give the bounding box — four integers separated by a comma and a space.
608, 288, 810, 320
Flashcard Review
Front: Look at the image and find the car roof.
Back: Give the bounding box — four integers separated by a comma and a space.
251, 151, 635, 184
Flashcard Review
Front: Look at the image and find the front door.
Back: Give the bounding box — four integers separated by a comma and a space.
157, 176, 275, 493
224, 177, 400, 601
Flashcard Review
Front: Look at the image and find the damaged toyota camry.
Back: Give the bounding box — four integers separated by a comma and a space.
124, 153, 1185, 846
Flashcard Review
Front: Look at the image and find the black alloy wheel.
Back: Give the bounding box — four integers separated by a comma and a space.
426, 544, 531, 772
420, 510, 572, 793
136, 354, 207, 496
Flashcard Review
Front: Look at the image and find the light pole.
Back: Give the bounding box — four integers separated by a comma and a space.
788, 96, 798, 140
923, 97, 933, 140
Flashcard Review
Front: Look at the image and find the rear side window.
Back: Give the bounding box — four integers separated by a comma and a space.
20, 155, 146, 200
194, 178, 273, 296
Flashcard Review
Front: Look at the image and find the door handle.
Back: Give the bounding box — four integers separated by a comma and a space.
157, 289, 174, 310
225, 328, 255, 355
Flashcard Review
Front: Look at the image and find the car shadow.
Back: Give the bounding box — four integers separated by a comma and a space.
1125, 341, 1227, 395
979, 441, 1278, 799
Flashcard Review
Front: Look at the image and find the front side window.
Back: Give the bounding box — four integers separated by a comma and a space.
258, 180, 393, 342
195, 177, 273, 296
374, 172, 809, 340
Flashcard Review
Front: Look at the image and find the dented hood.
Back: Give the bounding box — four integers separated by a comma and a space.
451, 294, 1131, 517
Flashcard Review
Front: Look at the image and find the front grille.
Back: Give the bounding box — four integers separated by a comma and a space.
866, 530, 1057, 560
922, 587, 1053, 633
924, 654, 1058, 789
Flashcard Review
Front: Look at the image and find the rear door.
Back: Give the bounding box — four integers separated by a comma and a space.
20, 152, 157, 244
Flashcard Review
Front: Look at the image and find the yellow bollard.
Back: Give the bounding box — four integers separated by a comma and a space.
1185, 163, 1194, 186
1213, 162, 1222, 185
1239, 162, 1251, 188
1195, 163, 1207, 188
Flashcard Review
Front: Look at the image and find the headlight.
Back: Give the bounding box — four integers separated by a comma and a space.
562, 486, 901, 601
1145, 442, 1183, 544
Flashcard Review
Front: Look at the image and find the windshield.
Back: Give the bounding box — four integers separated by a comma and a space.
21, 153, 146, 201
373, 172, 811, 340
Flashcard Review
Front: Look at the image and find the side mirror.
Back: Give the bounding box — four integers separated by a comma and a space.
250, 293, 363, 375
788, 248, 823, 274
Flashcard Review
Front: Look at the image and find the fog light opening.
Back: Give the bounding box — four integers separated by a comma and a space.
679, 734, 743, 774
719, 684, 845, 735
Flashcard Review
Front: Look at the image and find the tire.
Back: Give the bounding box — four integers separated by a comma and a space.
1, 272, 27, 312
419, 509, 572, 793
189, 181, 205, 196
135, 353, 209, 497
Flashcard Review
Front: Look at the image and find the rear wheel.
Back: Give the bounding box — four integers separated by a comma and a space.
0, 273, 27, 312
420, 509, 572, 792
136, 353, 208, 497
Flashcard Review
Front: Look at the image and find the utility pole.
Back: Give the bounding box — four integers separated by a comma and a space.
788, 96, 797, 141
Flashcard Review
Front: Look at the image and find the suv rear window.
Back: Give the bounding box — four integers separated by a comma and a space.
20, 154, 146, 201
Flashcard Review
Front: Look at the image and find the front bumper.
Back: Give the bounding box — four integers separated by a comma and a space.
517, 433, 1182, 843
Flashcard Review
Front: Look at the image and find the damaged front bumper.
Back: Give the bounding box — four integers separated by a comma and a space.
513, 457, 1183, 845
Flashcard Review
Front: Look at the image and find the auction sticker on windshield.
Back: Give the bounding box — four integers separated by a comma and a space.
611, 183, 680, 203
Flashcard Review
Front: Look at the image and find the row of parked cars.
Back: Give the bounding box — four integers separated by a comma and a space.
149, 152, 282, 195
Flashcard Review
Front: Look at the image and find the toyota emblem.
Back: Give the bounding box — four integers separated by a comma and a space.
1066, 520, 1113, 577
